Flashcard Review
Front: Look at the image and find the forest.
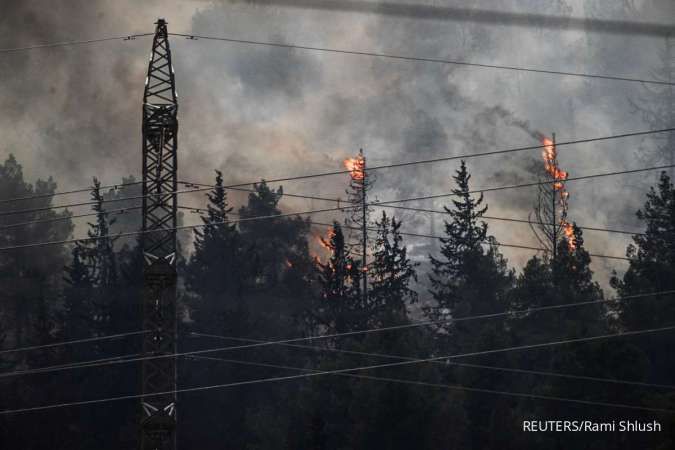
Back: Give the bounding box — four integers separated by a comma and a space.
0, 151, 674, 449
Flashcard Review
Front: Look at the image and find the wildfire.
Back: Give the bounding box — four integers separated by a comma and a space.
541, 137, 568, 191
563, 222, 576, 251
541, 134, 576, 252
311, 228, 335, 266
317, 228, 335, 250
343, 150, 365, 181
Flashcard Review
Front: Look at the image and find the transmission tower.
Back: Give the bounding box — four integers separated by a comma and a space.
140, 18, 178, 450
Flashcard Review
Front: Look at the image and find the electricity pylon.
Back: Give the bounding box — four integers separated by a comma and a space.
140, 18, 178, 450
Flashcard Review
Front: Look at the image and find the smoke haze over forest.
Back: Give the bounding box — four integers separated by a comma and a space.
1, 0, 673, 279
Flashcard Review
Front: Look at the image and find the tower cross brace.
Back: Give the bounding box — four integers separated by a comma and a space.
140, 18, 178, 450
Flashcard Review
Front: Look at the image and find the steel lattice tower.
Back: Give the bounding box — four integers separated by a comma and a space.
140, 18, 178, 450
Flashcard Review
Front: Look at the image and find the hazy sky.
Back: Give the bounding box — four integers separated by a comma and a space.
1, 0, 673, 286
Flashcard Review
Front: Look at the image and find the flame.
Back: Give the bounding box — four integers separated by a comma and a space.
285, 259, 293, 268
563, 222, 577, 251
317, 228, 335, 250
311, 228, 335, 265
343, 152, 365, 181
541, 135, 575, 252
541, 137, 568, 191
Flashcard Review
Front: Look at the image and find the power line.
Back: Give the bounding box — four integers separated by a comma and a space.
180, 182, 645, 237
3, 290, 673, 379
257, 128, 675, 183
2, 353, 147, 381
0, 185, 206, 218
1, 153, 656, 230
0, 181, 143, 205
374, 163, 675, 206
375, 204, 644, 236
370, 228, 631, 261
0, 206, 142, 231
191, 332, 675, 391
171, 32, 675, 87
185, 353, 674, 413
177, 205, 631, 261
180, 181, 347, 204
3, 324, 675, 416
0, 33, 153, 54
0, 330, 149, 356
1, 162, 671, 252
1, 126, 671, 213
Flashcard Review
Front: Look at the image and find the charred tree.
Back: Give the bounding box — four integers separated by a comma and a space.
529, 133, 576, 266
343, 149, 373, 308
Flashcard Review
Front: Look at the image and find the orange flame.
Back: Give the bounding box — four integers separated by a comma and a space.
343, 152, 365, 181
285, 259, 293, 268
563, 222, 577, 251
541, 137, 568, 191
541, 135, 575, 252
317, 228, 335, 250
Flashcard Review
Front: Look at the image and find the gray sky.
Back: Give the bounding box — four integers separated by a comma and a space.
1, 0, 673, 287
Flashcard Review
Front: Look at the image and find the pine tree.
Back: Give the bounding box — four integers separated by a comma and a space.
611, 172, 675, 381
506, 226, 631, 449
314, 222, 364, 334
238, 180, 310, 289
61, 247, 94, 342
101, 175, 142, 246
427, 160, 513, 450
77, 178, 118, 336
343, 149, 373, 306
185, 170, 244, 333
428, 160, 510, 341
0, 154, 72, 348
304, 215, 472, 450
369, 211, 418, 325
612, 172, 675, 328
236, 179, 312, 339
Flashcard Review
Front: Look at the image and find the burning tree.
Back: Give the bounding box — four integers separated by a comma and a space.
529, 133, 576, 259
314, 222, 365, 334
343, 149, 374, 304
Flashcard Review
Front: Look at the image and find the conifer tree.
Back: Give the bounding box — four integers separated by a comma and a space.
428, 160, 510, 344
427, 160, 513, 449
343, 149, 373, 305
0, 155, 72, 348
369, 211, 418, 324
611, 172, 675, 380
507, 227, 624, 449
238, 180, 310, 289
61, 247, 94, 341
77, 178, 119, 335
314, 222, 363, 334
612, 172, 675, 327
185, 170, 244, 333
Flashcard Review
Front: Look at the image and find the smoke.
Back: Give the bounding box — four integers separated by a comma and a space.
476, 105, 543, 141
0, 0, 667, 286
